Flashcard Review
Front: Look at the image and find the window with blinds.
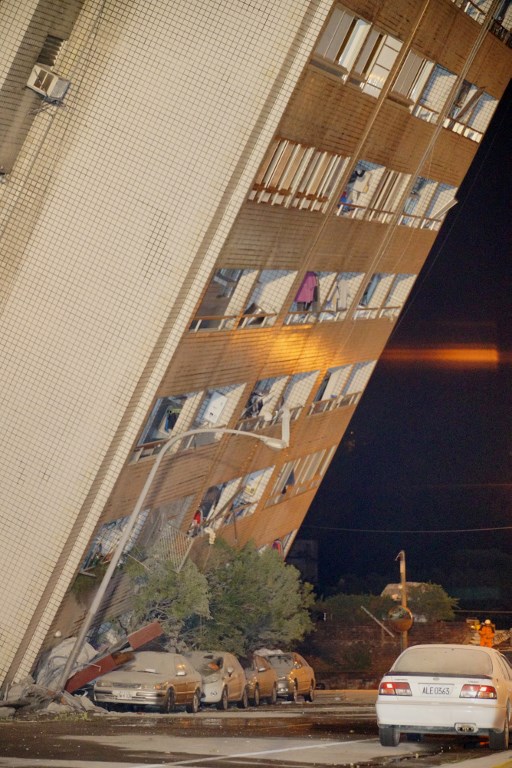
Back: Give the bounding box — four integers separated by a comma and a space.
312, 4, 402, 98
249, 138, 348, 212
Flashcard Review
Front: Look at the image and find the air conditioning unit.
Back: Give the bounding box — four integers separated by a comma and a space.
27, 64, 71, 101
202, 391, 228, 424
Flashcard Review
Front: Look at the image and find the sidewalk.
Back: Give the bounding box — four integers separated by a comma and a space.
316, 689, 377, 705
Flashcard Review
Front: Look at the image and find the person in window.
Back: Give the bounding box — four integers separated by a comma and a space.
164, 402, 182, 432
478, 619, 496, 647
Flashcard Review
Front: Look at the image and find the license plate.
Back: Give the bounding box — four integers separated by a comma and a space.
114, 690, 132, 699
421, 685, 452, 695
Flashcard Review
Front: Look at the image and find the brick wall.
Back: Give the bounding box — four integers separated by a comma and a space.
302, 620, 472, 688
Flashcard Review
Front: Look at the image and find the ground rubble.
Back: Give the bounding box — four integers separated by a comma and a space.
0, 677, 106, 719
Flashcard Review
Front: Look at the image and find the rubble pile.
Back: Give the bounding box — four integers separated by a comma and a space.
0, 677, 105, 719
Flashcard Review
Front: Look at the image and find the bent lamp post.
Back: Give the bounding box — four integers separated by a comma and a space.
58, 412, 291, 691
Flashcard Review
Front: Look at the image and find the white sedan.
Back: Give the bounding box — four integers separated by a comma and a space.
185, 651, 248, 709
376, 644, 512, 749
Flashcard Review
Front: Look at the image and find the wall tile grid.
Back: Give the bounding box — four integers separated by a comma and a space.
0, 1, 41, 91
0, 0, 335, 683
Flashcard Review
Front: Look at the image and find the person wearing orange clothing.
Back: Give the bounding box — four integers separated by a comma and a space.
478, 619, 496, 647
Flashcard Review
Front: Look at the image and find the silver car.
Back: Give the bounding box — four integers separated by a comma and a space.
93, 651, 202, 713
186, 651, 248, 710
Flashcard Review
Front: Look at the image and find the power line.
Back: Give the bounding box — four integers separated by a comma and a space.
302, 523, 512, 534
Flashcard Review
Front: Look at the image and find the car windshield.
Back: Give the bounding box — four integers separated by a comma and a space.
266, 654, 294, 672
121, 652, 169, 673
187, 652, 225, 675
391, 647, 493, 676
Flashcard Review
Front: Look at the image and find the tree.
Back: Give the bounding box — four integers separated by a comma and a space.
127, 558, 210, 649
125, 540, 315, 655
317, 582, 457, 624
198, 540, 315, 655
405, 583, 458, 621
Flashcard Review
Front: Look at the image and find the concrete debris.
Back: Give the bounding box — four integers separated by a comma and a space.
35, 637, 97, 691
0, 681, 105, 719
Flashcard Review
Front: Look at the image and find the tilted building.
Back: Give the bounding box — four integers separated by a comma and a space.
0, 0, 510, 689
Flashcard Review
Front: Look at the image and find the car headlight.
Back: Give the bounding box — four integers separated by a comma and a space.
95, 680, 111, 688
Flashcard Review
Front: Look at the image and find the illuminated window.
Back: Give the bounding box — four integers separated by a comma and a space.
312, 5, 402, 97
249, 138, 348, 212
444, 81, 498, 142
190, 268, 297, 331
335, 160, 411, 223
310, 360, 377, 414
399, 177, 457, 230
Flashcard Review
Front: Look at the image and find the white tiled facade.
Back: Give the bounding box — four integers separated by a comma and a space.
0, 0, 334, 687
1, 0, 510, 692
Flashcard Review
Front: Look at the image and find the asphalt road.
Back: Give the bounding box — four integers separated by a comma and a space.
0, 691, 511, 768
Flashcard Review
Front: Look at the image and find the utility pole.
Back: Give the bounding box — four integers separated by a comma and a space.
396, 550, 408, 652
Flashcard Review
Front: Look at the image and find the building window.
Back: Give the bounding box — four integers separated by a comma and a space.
131, 391, 202, 462
450, 0, 493, 25
285, 271, 367, 325
309, 364, 353, 414
239, 370, 319, 431
190, 268, 296, 332
310, 360, 377, 414
359, 273, 392, 307
312, 5, 402, 97
381, 274, 417, 319
222, 468, 274, 527
336, 160, 411, 223
249, 138, 348, 212
265, 446, 337, 506
390, 50, 435, 105
444, 82, 498, 142
194, 468, 273, 533
399, 177, 457, 230
180, 383, 245, 450
238, 376, 288, 431
80, 510, 149, 572
269, 530, 299, 558
318, 272, 366, 322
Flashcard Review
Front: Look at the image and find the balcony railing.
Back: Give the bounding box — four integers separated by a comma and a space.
335, 201, 397, 224
189, 310, 277, 332
237, 405, 302, 433
309, 392, 360, 416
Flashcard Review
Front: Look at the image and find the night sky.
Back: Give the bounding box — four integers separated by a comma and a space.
295, 80, 512, 600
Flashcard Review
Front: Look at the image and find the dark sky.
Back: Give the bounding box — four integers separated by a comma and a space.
296, 80, 512, 596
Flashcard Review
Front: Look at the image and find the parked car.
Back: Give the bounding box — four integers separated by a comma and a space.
260, 651, 315, 702
93, 651, 202, 713
242, 653, 278, 706
185, 651, 248, 710
376, 643, 512, 748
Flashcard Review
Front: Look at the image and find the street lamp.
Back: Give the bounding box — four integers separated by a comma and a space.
58, 413, 290, 691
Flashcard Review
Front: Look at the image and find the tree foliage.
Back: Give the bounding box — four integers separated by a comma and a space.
198, 540, 315, 655
127, 559, 210, 649
318, 582, 457, 624
126, 540, 314, 655
405, 583, 458, 621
